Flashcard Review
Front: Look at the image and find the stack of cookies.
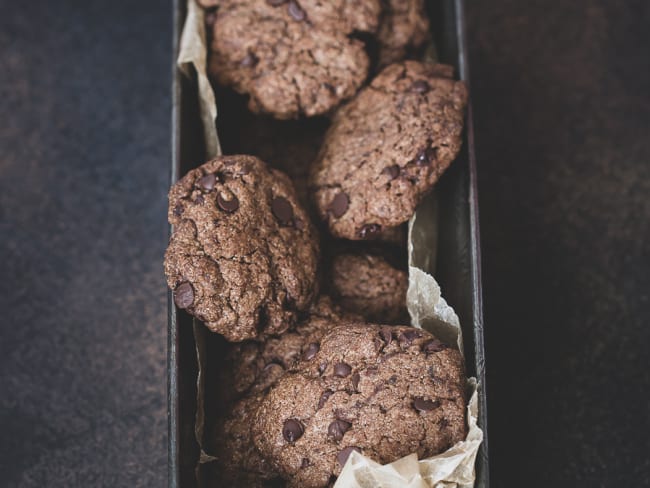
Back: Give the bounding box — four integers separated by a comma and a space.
165, 1, 469, 486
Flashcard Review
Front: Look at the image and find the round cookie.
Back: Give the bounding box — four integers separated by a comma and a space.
223, 296, 362, 399
214, 394, 283, 487
310, 61, 468, 240
207, 0, 382, 119
252, 324, 467, 487
330, 253, 408, 324
376, 0, 431, 68
164, 155, 319, 342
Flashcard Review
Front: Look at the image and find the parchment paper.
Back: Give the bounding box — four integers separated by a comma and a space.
331, 194, 483, 488
177, 0, 221, 158
177, 1, 483, 486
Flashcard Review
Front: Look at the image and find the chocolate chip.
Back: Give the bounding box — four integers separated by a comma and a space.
293, 218, 305, 230
287, 0, 306, 21
358, 223, 381, 239
328, 419, 351, 441
282, 419, 304, 442
379, 326, 393, 346
413, 397, 441, 412
337, 446, 360, 466
329, 192, 349, 218
324, 82, 336, 94
266, 0, 287, 5
198, 173, 217, 190
302, 342, 319, 361
241, 52, 259, 67
318, 390, 333, 409
271, 196, 294, 225
351, 373, 360, 391
173, 204, 184, 216
415, 147, 437, 166
173, 282, 194, 309
398, 329, 422, 347
423, 339, 448, 354
333, 362, 352, 378
318, 361, 328, 375
193, 194, 204, 204
301, 458, 310, 468
411, 80, 430, 93
382, 165, 400, 180
217, 193, 239, 212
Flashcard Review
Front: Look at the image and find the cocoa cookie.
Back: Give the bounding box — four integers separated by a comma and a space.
330, 253, 408, 323
310, 61, 468, 240
214, 394, 283, 487
377, 0, 431, 68
252, 324, 467, 487
224, 296, 362, 399
164, 155, 319, 342
207, 0, 381, 119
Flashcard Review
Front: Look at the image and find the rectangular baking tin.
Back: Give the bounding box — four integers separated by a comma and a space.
169, 0, 489, 486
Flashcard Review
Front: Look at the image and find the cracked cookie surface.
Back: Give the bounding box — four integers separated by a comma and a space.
252, 324, 467, 487
164, 155, 319, 342
222, 296, 362, 400
207, 0, 381, 119
310, 61, 468, 240
330, 253, 408, 324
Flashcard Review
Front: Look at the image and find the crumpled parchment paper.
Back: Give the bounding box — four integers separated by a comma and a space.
177, 1, 483, 486
331, 194, 483, 488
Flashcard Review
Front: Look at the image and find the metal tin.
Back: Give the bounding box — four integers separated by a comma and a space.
169, 0, 488, 486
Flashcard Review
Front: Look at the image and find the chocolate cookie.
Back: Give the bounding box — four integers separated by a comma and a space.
252, 324, 467, 487
330, 253, 408, 323
223, 296, 361, 399
164, 155, 319, 341
377, 0, 430, 68
214, 394, 284, 487
207, 0, 381, 119
310, 61, 468, 240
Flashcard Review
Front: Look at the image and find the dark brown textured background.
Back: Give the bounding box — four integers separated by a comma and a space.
0, 0, 648, 486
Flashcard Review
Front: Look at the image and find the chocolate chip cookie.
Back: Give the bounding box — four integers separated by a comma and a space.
377, 0, 431, 68
310, 61, 468, 240
222, 296, 361, 398
330, 253, 408, 324
164, 155, 319, 342
207, 0, 381, 119
252, 324, 467, 487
